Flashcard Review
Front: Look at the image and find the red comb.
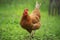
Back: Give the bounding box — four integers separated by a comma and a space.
23, 8, 28, 15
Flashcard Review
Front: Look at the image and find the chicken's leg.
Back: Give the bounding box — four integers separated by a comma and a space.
29, 30, 36, 40
31, 30, 35, 38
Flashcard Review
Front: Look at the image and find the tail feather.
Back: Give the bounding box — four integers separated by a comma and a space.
35, 1, 41, 9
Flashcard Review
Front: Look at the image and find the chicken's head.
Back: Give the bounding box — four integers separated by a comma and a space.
23, 8, 28, 16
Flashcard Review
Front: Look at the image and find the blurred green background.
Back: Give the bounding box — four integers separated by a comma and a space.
0, 0, 60, 40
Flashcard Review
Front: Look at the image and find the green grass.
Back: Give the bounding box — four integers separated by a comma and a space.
0, 0, 60, 40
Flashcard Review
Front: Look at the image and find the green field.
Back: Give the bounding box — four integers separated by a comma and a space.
0, 0, 60, 40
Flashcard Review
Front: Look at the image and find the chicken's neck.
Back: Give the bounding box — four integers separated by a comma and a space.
23, 15, 30, 20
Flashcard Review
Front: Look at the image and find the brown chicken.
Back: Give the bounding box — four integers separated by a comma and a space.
20, 1, 41, 38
